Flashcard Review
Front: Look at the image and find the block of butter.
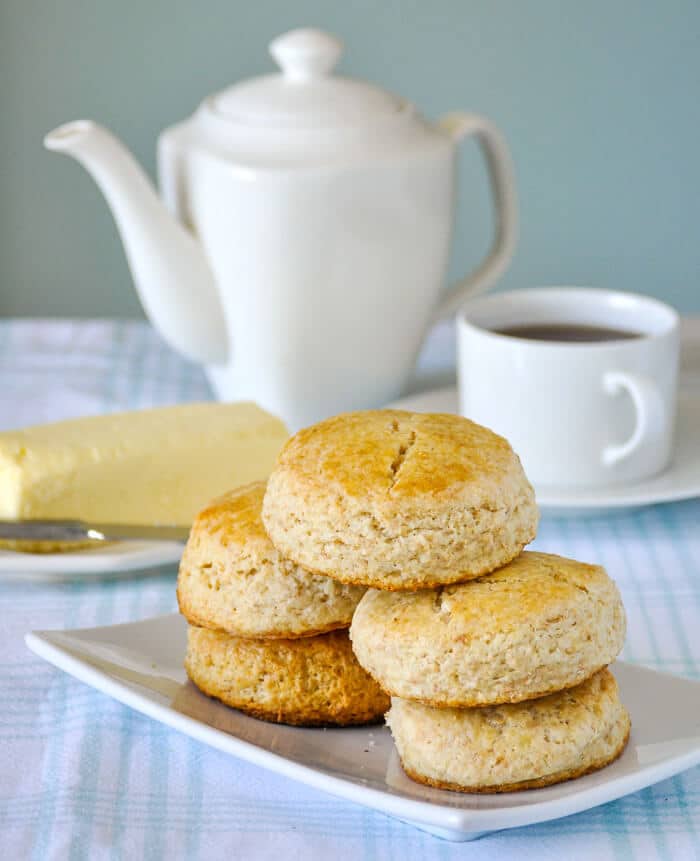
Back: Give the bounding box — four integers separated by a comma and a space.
0, 402, 288, 527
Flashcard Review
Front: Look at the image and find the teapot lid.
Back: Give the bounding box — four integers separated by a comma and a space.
206, 28, 407, 129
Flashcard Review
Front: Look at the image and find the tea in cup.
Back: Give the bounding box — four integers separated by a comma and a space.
457, 288, 680, 487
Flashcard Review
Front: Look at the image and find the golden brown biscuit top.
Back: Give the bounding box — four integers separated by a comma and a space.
274, 410, 522, 502
360, 551, 620, 635
188, 481, 269, 551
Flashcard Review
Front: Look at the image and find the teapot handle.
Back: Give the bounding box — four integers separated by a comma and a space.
432, 112, 518, 321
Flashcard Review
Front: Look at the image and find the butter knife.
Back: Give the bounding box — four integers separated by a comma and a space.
0, 519, 190, 544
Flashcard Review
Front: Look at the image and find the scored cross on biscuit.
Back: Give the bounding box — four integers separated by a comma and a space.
262, 410, 538, 591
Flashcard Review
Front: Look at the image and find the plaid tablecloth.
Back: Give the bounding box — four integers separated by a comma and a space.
0, 318, 698, 860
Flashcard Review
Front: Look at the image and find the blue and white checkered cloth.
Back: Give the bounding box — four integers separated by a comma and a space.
1, 318, 698, 860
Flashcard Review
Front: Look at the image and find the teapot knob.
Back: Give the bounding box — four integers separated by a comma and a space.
270, 28, 343, 82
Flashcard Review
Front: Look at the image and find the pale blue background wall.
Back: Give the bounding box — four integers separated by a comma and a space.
1, 0, 698, 317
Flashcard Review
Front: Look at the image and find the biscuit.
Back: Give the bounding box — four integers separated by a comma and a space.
386, 668, 630, 793
262, 410, 537, 590
185, 625, 390, 727
177, 482, 365, 638
350, 551, 626, 706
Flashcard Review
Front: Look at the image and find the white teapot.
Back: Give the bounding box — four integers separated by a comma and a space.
45, 28, 517, 429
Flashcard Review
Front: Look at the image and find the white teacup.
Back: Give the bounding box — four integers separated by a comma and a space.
457, 288, 680, 488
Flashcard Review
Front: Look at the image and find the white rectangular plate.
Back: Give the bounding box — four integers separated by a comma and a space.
26, 614, 700, 842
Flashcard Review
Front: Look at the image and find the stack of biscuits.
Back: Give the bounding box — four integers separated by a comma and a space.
177, 482, 389, 726
261, 410, 631, 793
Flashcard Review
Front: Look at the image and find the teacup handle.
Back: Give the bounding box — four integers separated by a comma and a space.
432, 112, 518, 322
602, 371, 666, 466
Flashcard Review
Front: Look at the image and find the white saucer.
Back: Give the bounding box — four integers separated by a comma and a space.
389, 388, 700, 515
25, 613, 700, 842
0, 540, 183, 582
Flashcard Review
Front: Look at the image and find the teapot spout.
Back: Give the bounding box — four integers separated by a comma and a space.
44, 121, 227, 365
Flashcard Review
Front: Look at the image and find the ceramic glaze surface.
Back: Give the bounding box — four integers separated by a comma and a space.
44, 28, 517, 429
457, 289, 680, 488
180, 146, 453, 426
25, 613, 700, 841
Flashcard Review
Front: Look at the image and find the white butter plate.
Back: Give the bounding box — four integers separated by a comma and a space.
25, 613, 700, 842
389, 388, 700, 515
0, 541, 182, 582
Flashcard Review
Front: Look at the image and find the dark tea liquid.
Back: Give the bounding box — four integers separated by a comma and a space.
493, 324, 643, 343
